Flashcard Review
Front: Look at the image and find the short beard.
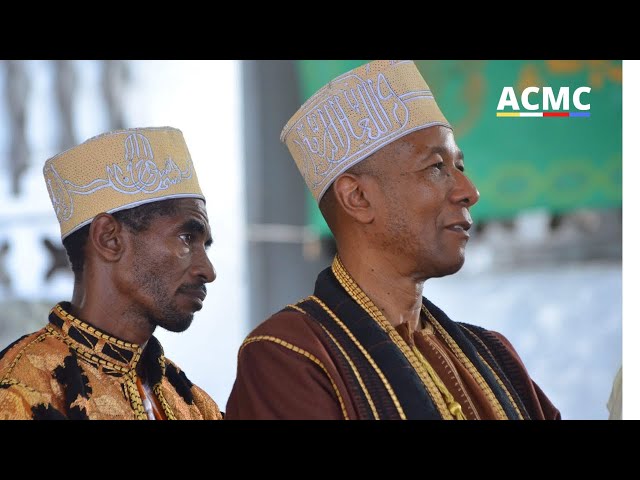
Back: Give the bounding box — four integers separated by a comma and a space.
149, 309, 194, 333
131, 246, 196, 334
142, 274, 195, 333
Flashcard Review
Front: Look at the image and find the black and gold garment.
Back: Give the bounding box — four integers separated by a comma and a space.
0, 302, 222, 420
226, 256, 560, 420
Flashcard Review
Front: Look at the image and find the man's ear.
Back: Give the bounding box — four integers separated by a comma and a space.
332, 173, 376, 224
88, 213, 126, 262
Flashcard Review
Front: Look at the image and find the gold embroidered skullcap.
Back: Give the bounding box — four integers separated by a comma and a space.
43, 126, 204, 240
281, 60, 451, 202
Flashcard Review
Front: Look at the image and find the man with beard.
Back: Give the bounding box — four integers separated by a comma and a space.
225, 61, 560, 420
0, 127, 222, 420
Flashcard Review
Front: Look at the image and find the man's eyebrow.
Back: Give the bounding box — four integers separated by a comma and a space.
427, 146, 465, 162
180, 218, 213, 247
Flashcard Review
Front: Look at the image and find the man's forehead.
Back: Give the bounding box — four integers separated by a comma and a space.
373, 126, 461, 164
154, 198, 210, 226
174, 197, 208, 215
402, 126, 457, 151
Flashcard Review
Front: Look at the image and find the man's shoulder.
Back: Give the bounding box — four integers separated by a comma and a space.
0, 327, 63, 372
422, 297, 511, 348
241, 305, 329, 356
158, 355, 223, 419
456, 322, 515, 350
0, 327, 67, 408
249, 305, 320, 337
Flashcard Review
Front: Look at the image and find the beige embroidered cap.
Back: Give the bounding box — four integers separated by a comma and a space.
43, 126, 204, 240
281, 60, 451, 202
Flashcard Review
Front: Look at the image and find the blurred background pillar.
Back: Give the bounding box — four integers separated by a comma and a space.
242, 60, 332, 327
4, 60, 31, 197
53, 60, 77, 152
101, 60, 130, 131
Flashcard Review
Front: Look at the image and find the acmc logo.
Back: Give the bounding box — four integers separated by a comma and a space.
496, 86, 591, 117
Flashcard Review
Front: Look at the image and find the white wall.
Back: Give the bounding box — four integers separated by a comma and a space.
125, 60, 248, 406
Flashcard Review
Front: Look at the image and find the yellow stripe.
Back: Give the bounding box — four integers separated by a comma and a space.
153, 384, 176, 420
496, 112, 520, 117
477, 355, 523, 420
286, 304, 308, 315
240, 335, 349, 420
424, 312, 508, 420
458, 325, 524, 419
292, 299, 383, 418
308, 295, 406, 420
316, 323, 380, 420
124, 372, 149, 420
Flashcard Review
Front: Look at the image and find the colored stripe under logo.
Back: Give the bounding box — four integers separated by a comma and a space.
496, 112, 590, 117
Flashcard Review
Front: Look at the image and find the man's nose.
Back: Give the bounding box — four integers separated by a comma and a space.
451, 169, 480, 207
193, 251, 216, 283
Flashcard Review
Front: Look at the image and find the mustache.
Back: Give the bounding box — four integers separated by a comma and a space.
177, 283, 207, 296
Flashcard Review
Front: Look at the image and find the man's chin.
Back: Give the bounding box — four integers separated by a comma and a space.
157, 314, 194, 333
429, 256, 465, 279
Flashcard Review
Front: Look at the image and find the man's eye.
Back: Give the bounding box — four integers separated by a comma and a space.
430, 161, 444, 170
180, 234, 192, 245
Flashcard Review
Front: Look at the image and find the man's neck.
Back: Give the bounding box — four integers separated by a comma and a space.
338, 251, 424, 332
70, 286, 155, 346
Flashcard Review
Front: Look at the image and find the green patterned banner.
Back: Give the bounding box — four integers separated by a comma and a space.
295, 60, 622, 235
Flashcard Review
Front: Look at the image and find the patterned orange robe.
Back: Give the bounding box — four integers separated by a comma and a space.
0, 302, 222, 420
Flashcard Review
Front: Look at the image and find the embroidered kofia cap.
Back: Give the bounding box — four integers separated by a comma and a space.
281, 60, 451, 203
43, 126, 204, 240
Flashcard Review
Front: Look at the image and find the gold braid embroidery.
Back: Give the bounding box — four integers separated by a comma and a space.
45, 325, 134, 374
286, 304, 309, 315
332, 256, 453, 419
307, 295, 405, 420
0, 378, 40, 393
124, 371, 149, 420
410, 340, 466, 420
53, 305, 139, 350
67, 326, 135, 367
458, 324, 524, 419
477, 355, 523, 420
153, 356, 176, 420
0, 332, 50, 383
153, 384, 176, 420
54, 311, 151, 419
240, 335, 349, 420
47, 326, 164, 420
291, 297, 382, 417
49, 306, 143, 372
422, 308, 508, 420
316, 323, 380, 420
